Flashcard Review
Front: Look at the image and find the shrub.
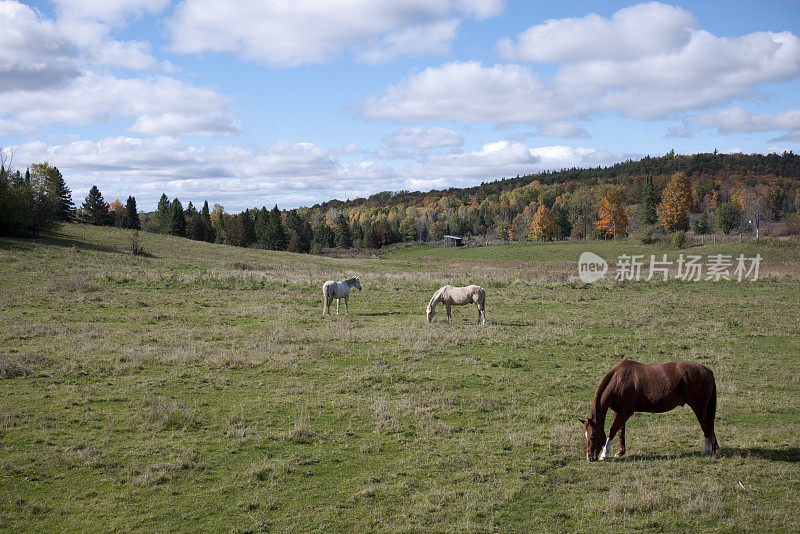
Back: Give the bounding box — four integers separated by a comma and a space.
670, 230, 687, 248
638, 224, 657, 244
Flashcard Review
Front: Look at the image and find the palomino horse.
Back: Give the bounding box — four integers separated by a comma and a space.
426, 285, 486, 325
580, 360, 719, 461
322, 277, 362, 315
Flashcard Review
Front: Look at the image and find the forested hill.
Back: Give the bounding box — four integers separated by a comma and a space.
314, 151, 800, 210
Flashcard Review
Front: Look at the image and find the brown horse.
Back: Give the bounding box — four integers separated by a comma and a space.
580, 360, 719, 461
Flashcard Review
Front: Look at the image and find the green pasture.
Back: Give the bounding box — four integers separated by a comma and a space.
1, 224, 798, 532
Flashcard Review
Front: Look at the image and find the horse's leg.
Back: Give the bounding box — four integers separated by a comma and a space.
336, 298, 340, 315
616, 422, 626, 457
690, 400, 713, 455
600, 411, 630, 461
446, 304, 451, 323
344, 296, 349, 314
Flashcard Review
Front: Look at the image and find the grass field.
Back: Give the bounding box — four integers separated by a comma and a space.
1, 224, 799, 532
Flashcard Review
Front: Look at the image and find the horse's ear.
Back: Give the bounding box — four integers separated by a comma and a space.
578, 418, 586, 426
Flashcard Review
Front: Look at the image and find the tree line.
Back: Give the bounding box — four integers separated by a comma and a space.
2, 149, 799, 247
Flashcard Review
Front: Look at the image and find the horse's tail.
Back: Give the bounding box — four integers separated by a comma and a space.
705, 365, 719, 452
322, 282, 331, 314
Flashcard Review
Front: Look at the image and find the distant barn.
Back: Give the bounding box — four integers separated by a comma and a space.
443, 235, 463, 246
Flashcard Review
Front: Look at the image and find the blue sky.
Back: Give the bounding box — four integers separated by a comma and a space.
1, 0, 799, 211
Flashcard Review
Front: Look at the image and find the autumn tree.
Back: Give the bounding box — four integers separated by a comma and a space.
109, 198, 124, 227
657, 172, 693, 232
528, 205, 557, 241
568, 187, 597, 240
596, 189, 628, 238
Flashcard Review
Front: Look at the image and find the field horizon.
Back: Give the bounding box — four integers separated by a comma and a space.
1, 224, 799, 532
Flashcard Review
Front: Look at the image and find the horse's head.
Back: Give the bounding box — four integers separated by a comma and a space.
426, 305, 435, 322
579, 418, 605, 462
355, 277, 362, 291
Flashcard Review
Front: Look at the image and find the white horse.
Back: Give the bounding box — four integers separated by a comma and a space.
426, 285, 486, 325
322, 277, 362, 315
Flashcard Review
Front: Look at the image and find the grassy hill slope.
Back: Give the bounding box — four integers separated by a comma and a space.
1, 224, 799, 532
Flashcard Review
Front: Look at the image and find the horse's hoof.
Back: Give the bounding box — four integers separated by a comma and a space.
615, 451, 625, 458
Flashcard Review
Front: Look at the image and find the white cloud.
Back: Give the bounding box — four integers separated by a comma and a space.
11, 136, 626, 210
537, 122, 589, 138
357, 19, 460, 64
365, 3, 800, 124
402, 141, 628, 189
362, 61, 570, 123
384, 127, 464, 148
556, 29, 800, 119
169, 0, 502, 66
690, 107, 800, 133
0, 72, 239, 137
52, 0, 169, 24
0, 1, 81, 91
497, 2, 695, 62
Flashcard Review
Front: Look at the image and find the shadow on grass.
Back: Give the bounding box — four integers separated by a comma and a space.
623, 447, 800, 463
360, 311, 405, 317
40, 232, 124, 255
0, 237, 35, 251
722, 447, 800, 463
39, 232, 154, 257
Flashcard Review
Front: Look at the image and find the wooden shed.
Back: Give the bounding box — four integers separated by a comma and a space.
443, 235, 463, 246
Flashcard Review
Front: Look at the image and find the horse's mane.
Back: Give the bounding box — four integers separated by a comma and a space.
588, 364, 617, 424
428, 286, 446, 308
343, 277, 358, 284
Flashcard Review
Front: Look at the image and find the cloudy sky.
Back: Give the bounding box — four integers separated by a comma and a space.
1, 1, 799, 211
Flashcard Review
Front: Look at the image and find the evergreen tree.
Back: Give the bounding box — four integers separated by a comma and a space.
285, 211, 312, 253
232, 211, 255, 246
156, 193, 171, 233
122, 196, 141, 230
169, 198, 186, 236
201, 201, 215, 242
263, 205, 287, 250
640, 175, 658, 225
254, 206, 269, 243
692, 211, 710, 234
81, 185, 111, 226
335, 214, 353, 247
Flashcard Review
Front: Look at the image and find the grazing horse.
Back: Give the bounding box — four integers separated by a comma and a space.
580, 360, 719, 461
322, 277, 362, 315
426, 285, 486, 325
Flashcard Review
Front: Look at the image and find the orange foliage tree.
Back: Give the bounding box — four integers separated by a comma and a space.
596, 189, 628, 238
657, 172, 694, 232
528, 205, 557, 241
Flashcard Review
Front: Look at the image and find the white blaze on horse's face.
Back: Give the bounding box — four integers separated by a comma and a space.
426, 305, 434, 322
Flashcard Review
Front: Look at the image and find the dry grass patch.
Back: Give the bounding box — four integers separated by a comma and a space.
144, 396, 198, 430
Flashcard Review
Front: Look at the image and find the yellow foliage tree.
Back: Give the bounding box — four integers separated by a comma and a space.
528, 205, 557, 241
657, 172, 694, 232
595, 189, 628, 237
